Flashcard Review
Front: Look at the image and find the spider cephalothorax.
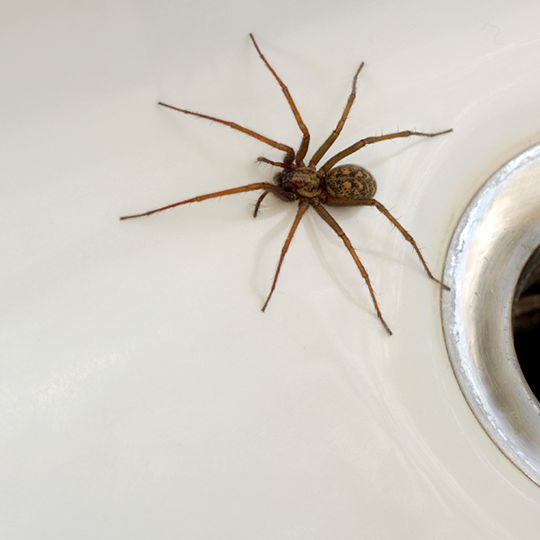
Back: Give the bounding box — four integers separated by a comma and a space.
120, 33, 452, 335
275, 167, 322, 199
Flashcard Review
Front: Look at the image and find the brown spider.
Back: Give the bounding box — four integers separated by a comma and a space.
120, 34, 452, 335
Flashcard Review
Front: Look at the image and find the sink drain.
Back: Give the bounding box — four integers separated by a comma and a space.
513, 245, 540, 401
442, 143, 540, 486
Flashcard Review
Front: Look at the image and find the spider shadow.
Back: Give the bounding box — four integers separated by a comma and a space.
371, 135, 436, 166
249, 199, 295, 303
249, 199, 408, 317
321, 204, 431, 296
304, 207, 391, 317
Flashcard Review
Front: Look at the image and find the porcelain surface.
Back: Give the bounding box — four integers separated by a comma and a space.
2, 1, 540, 538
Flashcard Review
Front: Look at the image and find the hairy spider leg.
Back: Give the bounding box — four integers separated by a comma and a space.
119, 183, 291, 221
157, 102, 295, 163
320, 128, 453, 173
309, 62, 364, 167
355, 198, 450, 290
312, 202, 392, 335
249, 33, 310, 166
261, 201, 309, 312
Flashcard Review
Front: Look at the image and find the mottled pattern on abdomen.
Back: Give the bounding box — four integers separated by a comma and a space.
324, 164, 377, 201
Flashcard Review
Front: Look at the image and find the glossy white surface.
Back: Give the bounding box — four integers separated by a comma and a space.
2, 0, 540, 538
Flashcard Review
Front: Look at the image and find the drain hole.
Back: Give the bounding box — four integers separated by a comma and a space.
513, 245, 540, 400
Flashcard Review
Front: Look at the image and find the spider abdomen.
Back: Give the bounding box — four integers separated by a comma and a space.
324, 164, 377, 204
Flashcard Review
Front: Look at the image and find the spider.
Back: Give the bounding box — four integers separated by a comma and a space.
120, 34, 452, 335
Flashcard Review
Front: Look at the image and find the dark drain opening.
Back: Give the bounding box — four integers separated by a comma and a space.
513, 245, 540, 401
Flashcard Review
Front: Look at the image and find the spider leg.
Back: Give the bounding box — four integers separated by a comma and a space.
120, 182, 284, 220
158, 102, 295, 162
319, 128, 452, 174
253, 191, 269, 218
261, 200, 309, 311
356, 198, 450, 290
249, 33, 310, 166
309, 62, 364, 167
312, 202, 392, 335
257, 157, 288, 168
